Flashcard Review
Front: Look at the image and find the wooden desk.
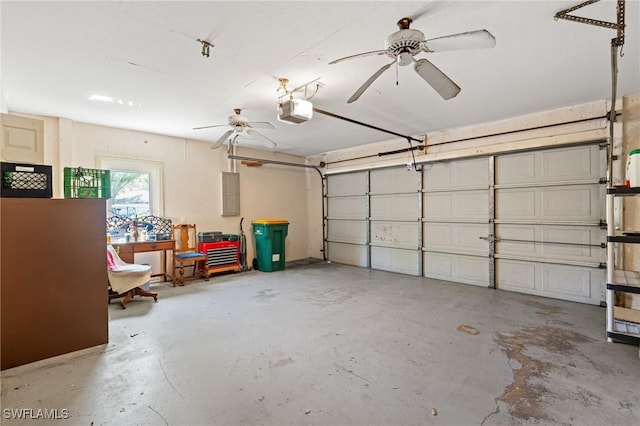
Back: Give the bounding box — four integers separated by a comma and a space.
112, 239, 175, 282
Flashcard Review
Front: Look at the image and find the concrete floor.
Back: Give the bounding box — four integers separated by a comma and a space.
1, 260, 639, 426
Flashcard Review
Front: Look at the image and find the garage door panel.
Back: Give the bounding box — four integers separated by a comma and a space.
541, 186, 600, 220
496, 152, 536, 184
496, 145, 601, 185
327, 242, 367, 267
497, 224, 605, 263
371, 194, 418, 219
424, 191, 489, 220
496, 225, 536, 255
328, 220, 367, 244
454, 191, 489, 218
424, 222, 489, 254
539, 227, 604, 261
327, 172, 367, 196
542, 266, 590, 297
457, 255, 490, 286
496, 260, 536, 290
424, 193, 452, 218
424, 252, 488, 286
495, 189, 535, 218
424, 252, 452, 277
328, 196, 367, 219
496, 185, 600, 222
424, 157, 488, 189
540, 145, 601, 181
371, 247, 419, 275
497, 259, 604, 304
370, 168, 419, 193
372, 221, 419, 248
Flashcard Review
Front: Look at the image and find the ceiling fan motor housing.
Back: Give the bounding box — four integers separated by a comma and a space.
229, 113, 249, 128
385, 29, 425, 64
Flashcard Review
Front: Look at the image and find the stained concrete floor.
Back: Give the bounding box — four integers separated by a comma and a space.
1, 260, 639, 426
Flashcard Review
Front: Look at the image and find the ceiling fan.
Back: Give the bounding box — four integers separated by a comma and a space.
330, 17, 496, 103
193, 108, 277, 149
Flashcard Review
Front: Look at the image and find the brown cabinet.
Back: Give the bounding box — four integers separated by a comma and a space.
1, 198, 109, 370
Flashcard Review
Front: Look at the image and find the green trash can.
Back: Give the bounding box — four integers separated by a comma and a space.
252, 219, 289, 272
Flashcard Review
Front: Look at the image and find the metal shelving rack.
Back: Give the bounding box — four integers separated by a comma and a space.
606, 187, 640, 344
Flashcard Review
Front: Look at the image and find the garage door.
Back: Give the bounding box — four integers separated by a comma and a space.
423, 157, 491, 286
326, 171, 368, 267
326, 143, 606, 305
495, 144, 606, 304
369, 167, 421, 275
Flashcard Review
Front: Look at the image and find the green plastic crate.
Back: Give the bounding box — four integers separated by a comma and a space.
64, 167, 111, 199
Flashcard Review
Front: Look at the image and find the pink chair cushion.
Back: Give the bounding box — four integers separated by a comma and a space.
107, 249, 117, 269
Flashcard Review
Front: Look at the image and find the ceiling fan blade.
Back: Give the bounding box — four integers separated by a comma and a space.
347, 61, 395, 104
414, 58, 461, 100
211, 129, 234, 149
193, 124, 227, 130
407, 1, 445, 22
423, 29, 496, 52
247, 121, 276, 130
246, 128, 277, 149
329, 50, 389, 65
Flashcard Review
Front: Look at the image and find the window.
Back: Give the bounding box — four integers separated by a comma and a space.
97, 156, 163, 218
110, 171, 150, 217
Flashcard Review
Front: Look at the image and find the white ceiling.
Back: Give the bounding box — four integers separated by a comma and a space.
2, 1, 639, 157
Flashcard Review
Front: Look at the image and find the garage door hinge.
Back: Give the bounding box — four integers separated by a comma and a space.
599, 220, 607, 229
598, 262, 607, 269
611, 155, 619, 161
599, 177, 609, 184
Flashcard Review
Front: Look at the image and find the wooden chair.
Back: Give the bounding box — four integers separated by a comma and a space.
172, 224, 208, 286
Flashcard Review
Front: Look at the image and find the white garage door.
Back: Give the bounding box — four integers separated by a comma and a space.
423, 157, 491, 286
495, 144, 606, 304
325, 143, 606, 305
326, 172, 368, 267
370, 168, 421, 275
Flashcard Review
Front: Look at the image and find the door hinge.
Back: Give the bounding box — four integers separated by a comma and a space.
599, 220, 607, 229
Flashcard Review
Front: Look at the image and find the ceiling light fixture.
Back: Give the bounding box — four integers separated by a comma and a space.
89, 94, 141, 108
89, 94, 113, 103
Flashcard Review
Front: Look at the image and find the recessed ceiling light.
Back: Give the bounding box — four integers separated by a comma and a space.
89, 94, 113, 103
89, 94, 141, 108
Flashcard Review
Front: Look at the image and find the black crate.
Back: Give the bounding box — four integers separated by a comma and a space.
1, 162, 53, 198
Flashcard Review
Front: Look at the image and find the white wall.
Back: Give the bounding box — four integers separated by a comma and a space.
7, 114, 313, 264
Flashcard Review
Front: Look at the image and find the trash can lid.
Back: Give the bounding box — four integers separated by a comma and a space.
252, 218, 289, 224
